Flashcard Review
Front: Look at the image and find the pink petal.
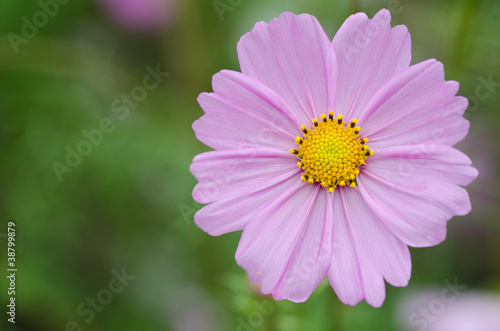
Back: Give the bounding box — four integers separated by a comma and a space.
328, 188, 411, 307
191, 148, 298, 204
332, 9, 411, 121
358, 59, 469, 148
369, 97, 469, 149
358, 145, 478, 247
237, 12, 336, 125
272, 189, 333, 302
327, 191, 364, 305
191, 148, 299, 236
194, 175, 299, 237
235, 180, 325, 300
194, 70, 301, 151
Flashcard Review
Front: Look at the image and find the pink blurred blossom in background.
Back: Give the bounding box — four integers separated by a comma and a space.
396, 289, 500, 331
98, 0, 176, 32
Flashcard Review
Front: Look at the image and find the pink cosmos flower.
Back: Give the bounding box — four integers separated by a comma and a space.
190, 9, 477, 307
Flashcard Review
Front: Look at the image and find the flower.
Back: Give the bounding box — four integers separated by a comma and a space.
98, 0, 175, 32
396, 289, 500, 331
190, 9, 477, 307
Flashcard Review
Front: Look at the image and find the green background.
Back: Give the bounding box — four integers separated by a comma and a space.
1, 0, 499, 330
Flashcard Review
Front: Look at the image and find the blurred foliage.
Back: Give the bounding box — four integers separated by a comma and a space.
0, 0, 499, 330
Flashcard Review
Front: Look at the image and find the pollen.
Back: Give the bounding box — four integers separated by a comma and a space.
290, 112, 373, 192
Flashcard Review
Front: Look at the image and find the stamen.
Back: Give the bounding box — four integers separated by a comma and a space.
292, 113, 373, 191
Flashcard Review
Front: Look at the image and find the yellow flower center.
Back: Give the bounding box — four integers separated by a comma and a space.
290, 112, 373, 192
